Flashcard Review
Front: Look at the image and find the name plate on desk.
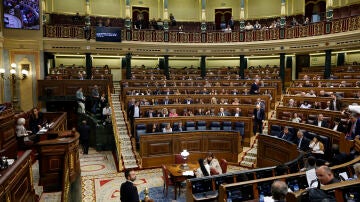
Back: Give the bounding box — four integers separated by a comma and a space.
182, 171, 195, 176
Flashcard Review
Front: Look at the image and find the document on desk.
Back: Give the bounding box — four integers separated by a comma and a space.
182, 171, 194, 176
306, 168, 318, 188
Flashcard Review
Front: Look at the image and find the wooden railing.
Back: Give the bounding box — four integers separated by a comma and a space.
140, 131, 241, 168
134, 116, 253, 147
43, 16, 360, 42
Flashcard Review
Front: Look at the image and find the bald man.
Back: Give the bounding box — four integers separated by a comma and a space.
315, 166, 339, 185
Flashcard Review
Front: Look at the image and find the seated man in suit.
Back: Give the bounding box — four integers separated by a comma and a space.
296, 130, 310, 151
173, 122, 184, 132
218, 107, 229, 116
278, 126, 295, 143
313, 114, 328, 128
233, 107, 242, 117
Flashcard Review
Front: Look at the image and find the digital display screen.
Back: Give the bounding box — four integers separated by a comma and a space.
191, 179, 212, 194
214, 175, 234, 189
96, 26, 122, 42
3, 0, 40, 29
257, 181, 273, 196
226, 184, 254, 201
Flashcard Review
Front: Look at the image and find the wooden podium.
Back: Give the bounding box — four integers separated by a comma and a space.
37, 131, 80, 192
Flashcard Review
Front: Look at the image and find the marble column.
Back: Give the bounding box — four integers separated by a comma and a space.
125, 0, 131, 29
201, 0, 207, 32
326, 0, 333, 21
280, 0, 286, 28
163, 0, 169, 31
240, 0, 245, 30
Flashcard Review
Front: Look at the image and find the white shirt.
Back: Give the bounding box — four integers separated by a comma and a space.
102, 107, 111, 116
134, 106, 140, 118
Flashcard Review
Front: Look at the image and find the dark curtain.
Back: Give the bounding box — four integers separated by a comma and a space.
126, 53, 132, 79
43, 52, 54, 76
337, 53, 345, 66
215, 9, 232, 30
239, 55, 245, 79
164, 56, 169, 79
295, 54, 310, 79
86, 53, 92, 79
201, 56, 206, 78
286, 56, 292, 68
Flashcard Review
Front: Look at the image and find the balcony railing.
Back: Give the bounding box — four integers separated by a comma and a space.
43, 16, 359, 43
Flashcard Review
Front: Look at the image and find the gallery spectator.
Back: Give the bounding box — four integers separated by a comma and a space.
254, 20, 261, 30
245, 21, 254, 30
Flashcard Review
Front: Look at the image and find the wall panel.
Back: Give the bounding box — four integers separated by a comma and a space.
168, 0, 200, 21
247, 0, 281, 19
52, 0, 86, 14
91, 0, 122, 17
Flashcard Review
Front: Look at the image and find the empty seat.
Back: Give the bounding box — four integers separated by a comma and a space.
270, 125, 282, 137
136, 124, 147, 142
222, 121, 232, 131
197, 121, 207, 130
220, 159, 228, 173
185, 121, 196, 131
234, 122, 245, 137
210, 122, 221, 131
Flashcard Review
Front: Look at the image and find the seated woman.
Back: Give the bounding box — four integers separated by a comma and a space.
16, 118, 37, 146
291, 112, 302, 123
309, 136, 325, 158
162, 123, 172, 133
194, 158, 210, 178
29, 107, 44, 134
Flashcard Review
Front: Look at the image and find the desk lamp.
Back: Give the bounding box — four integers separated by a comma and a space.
180, 149, 189, 169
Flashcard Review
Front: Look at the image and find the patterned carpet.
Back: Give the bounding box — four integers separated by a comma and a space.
33, 148, 248, 201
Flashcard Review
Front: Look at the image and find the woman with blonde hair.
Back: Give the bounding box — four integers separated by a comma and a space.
210, 97, 218, 104
309, 135, 325, 156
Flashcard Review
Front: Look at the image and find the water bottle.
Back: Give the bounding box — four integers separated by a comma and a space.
293, 180, 300, 191
259, 192, 265, 202
347, 193, 355, 202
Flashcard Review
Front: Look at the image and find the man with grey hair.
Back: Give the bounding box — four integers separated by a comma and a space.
353, 163, 360, 179
253, 104, 265, 135
271, 180, 288, 201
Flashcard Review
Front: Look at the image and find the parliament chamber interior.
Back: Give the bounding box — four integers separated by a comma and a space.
1, 0, 360, 201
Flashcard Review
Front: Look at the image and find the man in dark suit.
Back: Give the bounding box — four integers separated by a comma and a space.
329, 94, 341, 111
183, 97, 193, 104
332, 117, 346, 133
346, 113, 360, 140
120, 169, 139, 202
173, 122, 185, 132
278, 126, 295, 143
329, 144, 349, 166
252, 104, 265, 135
145, 109, 156, 118
313, 113, 328, 128
296, 130, 310, 151
78, 120, 91, 154
249, 79, 260, 94
163, 96, 172, 105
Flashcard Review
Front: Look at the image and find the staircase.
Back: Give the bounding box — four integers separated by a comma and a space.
110, 82, 139, 170
238, 135, 258, 168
